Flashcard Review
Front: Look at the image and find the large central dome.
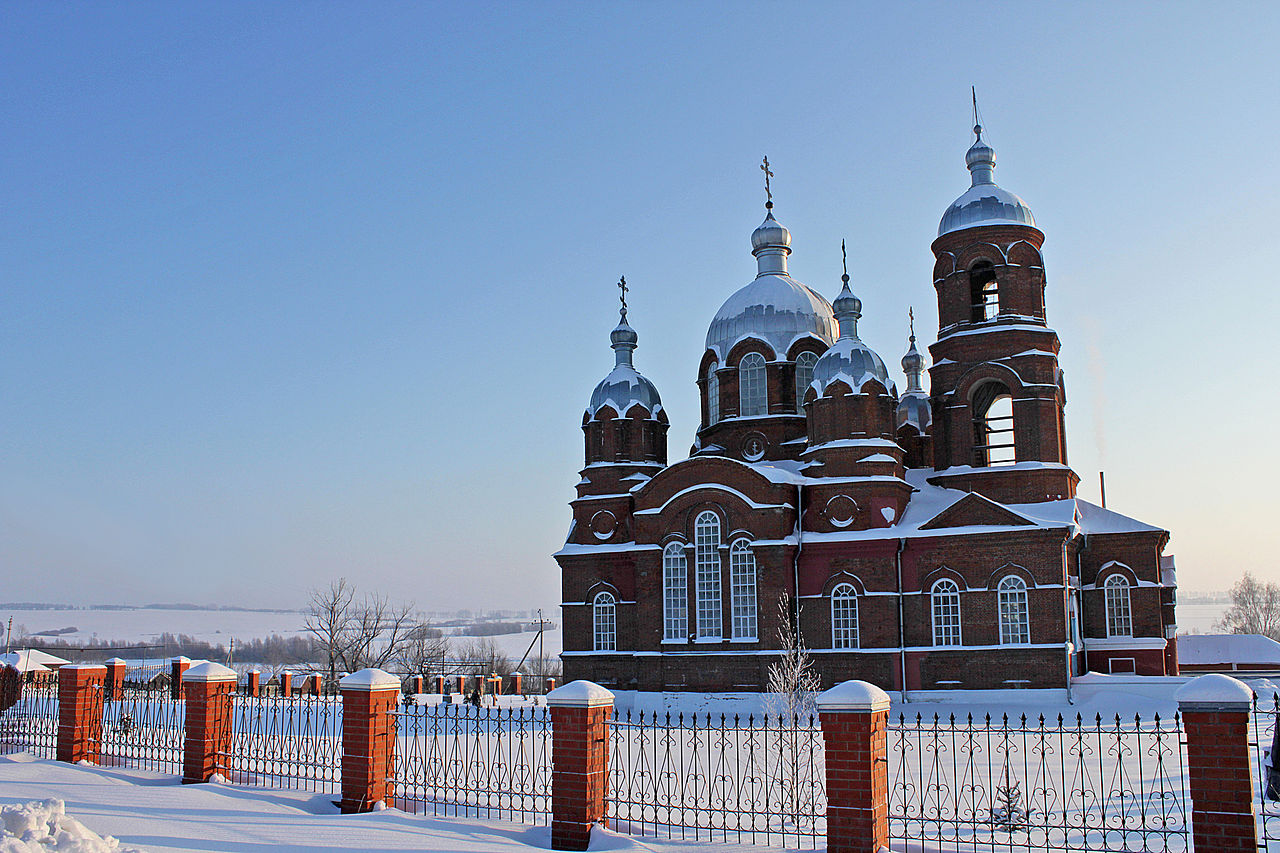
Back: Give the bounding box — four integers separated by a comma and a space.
937, 124, 1035, 237
705, 211, 837, 360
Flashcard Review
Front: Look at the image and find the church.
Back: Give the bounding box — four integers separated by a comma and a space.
555, 121, 1178, 692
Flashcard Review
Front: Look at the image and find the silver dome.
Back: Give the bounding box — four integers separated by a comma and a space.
938, 125, 1035, 237
896, 391, 931, 433
587, 317, 663, 419
706, 209, 837, 359
809, 276, 894, 397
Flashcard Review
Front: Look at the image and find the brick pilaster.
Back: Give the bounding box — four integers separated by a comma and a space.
170, 657, 191, 700
818, 680, 891, 853
340, 668, 400, 813
104, 658, 126, 701
182, 662, 237, 784
1176, 674, 1258, 853
548, 680, 613, 851
57, 664, 106, 765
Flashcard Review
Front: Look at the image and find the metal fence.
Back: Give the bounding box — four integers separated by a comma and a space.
218, 692, 342, 792
0, 684, 58, 759
100, 684, 184, 774
887, 711, 1190, 852
393, 699, 552, 823
1251, 691, 1280, 848
608, 710, 827, 849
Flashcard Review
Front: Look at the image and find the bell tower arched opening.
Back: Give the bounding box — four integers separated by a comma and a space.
971, 380, 1015, 467
969, 261, 999, 322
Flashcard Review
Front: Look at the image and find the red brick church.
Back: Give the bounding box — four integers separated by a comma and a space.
555, 122, 1178, 692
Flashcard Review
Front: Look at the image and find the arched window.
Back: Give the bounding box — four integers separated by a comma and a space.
739, 353, 767, 417
972, 381, 1015, 467
706, 363, 720, 426
831, 583, 859, 649
932, 579, 962, 646
970, 261, 999, 322
1104, 575, 1132, 637
998, 576, 1030, 644
729, 540, 757, 639
795, 351, 818, 412
593, 592, 616, 651
662, 543, 688, 641
695, 511, 722, 639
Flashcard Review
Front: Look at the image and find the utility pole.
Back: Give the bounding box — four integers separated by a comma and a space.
5, 616, 11, 655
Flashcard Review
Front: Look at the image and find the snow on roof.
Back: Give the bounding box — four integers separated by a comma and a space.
1179, 634, 1280, 666
0, 650, 69, 672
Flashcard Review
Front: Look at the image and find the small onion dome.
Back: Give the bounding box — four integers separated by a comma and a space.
938, 124, 1035, 237
897, 326, 929, 432
587, 317, 663, 419
706, 208, 836, 359
809, 274, 894, 397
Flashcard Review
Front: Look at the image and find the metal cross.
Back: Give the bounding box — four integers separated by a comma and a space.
972, 86, 982, 137
617, 276, 628, 319
909, 306, 916, 340
761, 156, 774, 206
841, 239, 848, 277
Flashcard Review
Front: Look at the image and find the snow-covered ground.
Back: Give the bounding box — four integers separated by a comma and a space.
0, 755, 736, 853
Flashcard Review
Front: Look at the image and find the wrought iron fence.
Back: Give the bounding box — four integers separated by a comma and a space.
1251, 690, 1280, 848
393, 698, 551, 823
218, 692, 342, 792
100, 684, 184, 774
887, 711, 1189, 852
0, 684, 58, 758
608, 710, 826, 849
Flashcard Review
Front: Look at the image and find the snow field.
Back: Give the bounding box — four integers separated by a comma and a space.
0, 798, 142, 853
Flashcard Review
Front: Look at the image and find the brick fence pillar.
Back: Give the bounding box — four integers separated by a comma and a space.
411, 675, 423, 694
170, 657, 191, 700
1176, 673, 1258, 852
548, 680, 613, 851
57, 664, 106, 765
340, 668, 400, 813
104, 658, 126, 701
307, 673, 321, 695
0, 665, 22, 714
513, 672, 523, 696
245, 669, 260, 697
436, 675, 445, 695
279, 672, 292, 697
182, 662, 237, 784
456, 674, 466, 694
818, 680, 891, 853
546, 677, 556, 692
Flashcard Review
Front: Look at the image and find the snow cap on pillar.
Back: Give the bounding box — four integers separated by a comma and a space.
182, 662, 237, 683
1175, 673, 1253, 710
339, 668, 401, 691
546, 679, 615, 708
817, 679, 891, 712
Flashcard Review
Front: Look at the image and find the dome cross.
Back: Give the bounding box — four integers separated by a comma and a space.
760, 156, 774, 209
617, 276, 629, 321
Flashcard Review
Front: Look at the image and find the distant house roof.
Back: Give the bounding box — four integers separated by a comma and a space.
1180, 634, 1280, 666
0, 649, 70, 672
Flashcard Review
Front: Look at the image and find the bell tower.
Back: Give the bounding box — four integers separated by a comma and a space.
926, 114, 1076, 504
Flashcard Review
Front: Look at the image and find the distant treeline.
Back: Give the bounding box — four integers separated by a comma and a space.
460, 622, 523, 637
19, 632, 322, 665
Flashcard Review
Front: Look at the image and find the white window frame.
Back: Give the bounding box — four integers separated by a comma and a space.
795, 351, 818, 412
593, 591, 616, 652
831, 583, 859, 649
1104, 575, 1133, 638
707, 364, 720, 426
729, 539, 757, 640
739, 353, 767, 417
662, 543, 688, 641
694, 511, 722, 640
998, 575, 1030, 645
931, 579, 962, 647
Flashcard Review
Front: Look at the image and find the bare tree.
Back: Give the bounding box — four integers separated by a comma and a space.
455, 636, 512, 679
394, 622, 450, 675
766, 593, 821, 718
1218, 572, 1280, 641
304, 578, 357, 684
765, 593, 823, 828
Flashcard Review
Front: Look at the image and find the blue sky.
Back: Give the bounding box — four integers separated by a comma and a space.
2, 3, 1276, 610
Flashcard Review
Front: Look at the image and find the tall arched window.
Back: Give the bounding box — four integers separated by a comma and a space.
706, 363, 720, 426
970, 261, 999, 322
662, 543, 688, 641
831, 583, 859, 649
593, 592, 616, 651
998, 576, 1030, 644
729, 540, 757, 640
1105, 575, 1132, 637
972, 381, 1015, 467
695, 511, 722, 639
932, 579, 962, 646
739, 353, 767, 417
794, 351, 818, 412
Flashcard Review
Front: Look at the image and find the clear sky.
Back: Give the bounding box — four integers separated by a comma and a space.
2, 2, 1277, 611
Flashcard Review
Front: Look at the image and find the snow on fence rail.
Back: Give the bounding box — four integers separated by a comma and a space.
887, 710, 1190, 852
217, 692, 342, 793
608, 709, 826, 849
392, 701, 552, 824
